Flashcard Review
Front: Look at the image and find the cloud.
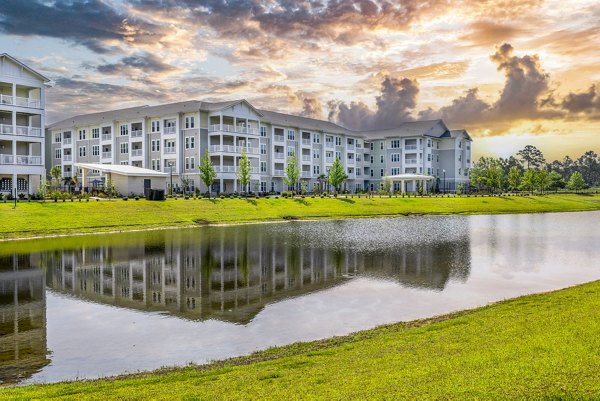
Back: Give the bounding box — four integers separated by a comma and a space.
0, 0, 168, 53
95, 53, 178, 76
418, 88, 490, 126
460, 20, 526, 47
561, 84, 600, 115
329, 77, 419, 130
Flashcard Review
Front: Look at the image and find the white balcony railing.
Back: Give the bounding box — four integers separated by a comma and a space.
0, 124, 13, 135
63, 154, 72, 161
302, 139, 311, 145
164, 126, 176, 135
302, 155, 311, 161
347, 158, 355, 164
164, 147, 176, 154
132, 149, 143, 157
209, 145, 259, 154
405, 159, 418, 165
14, 96, 41, 108
214, 166, 260, 174
16, 155, 42, 165
405, 145, 419, 150
301, 171, 311, 178
274, 152, 285, 160
273, 169, 284, 176
347, 144, 355, 150
325, 157, 334, 163
102, 152, 112, 159
131, 130, 143, 138
63, 138, 72, 145
102, 134, 111, 141
15, 126, 43, 137
274, 135, 284, 142
325, 142, 334, 148
0, 94, 13, 105
0, 154, 14, 164
208, 124, 259, 136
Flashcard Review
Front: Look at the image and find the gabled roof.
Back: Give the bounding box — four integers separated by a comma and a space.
75, 163, 168, 177
361, 120, 450, 139
202, 99, 264, 117
447, 129, 472, 141
259, 109, 354, 135
1, 53, 51, 83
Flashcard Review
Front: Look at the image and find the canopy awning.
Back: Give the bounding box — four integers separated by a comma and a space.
383, 174, 434, 181
75, 163, 168, 177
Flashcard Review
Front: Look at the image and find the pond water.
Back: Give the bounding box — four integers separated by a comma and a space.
1, 211, 599, 384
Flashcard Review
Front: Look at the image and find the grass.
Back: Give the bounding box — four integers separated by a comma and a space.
3, 280, 600, 400
1, 193, 600, 240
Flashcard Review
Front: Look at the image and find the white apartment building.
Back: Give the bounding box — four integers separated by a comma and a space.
0, 54, 49, 196
46, 99, 472, 194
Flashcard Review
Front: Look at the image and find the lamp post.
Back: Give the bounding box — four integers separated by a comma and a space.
442, 169, 446, 194
168, 161, 174, 196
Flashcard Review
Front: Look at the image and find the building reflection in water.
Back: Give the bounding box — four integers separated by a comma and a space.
0, 254, 49, 384
0, 221, 471, 383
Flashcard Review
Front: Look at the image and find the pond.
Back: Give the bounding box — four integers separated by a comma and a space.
1, 211, 599, 384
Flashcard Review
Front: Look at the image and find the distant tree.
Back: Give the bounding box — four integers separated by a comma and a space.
300, 179, 308, 195
328, 158, 348, 194
508, 166, 522, 192
500, 156, 523, 175
548, 171, 566, 191
575, 150, 599, 186
283, 153, 300, 193
381, 176, 392, 193
237, 148, 252, 193
198, 150, 217, 198
50, 165, 62, 191
517, 145, 546, 170
567, 171, 586, 193
521, 169, 537, 193
536, 169, 551, 194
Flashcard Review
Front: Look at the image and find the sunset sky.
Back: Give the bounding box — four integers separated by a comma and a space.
1, 0, 599, 160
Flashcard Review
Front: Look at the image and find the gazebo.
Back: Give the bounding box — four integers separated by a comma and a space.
382, 173, 435, 193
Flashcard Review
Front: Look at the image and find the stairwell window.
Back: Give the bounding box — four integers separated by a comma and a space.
260, 143, 267, 155
260, 126, 267, 137
92, 145, 100, 156
92, 128, 99, 139
79, 130, 86, 140
55, 149, 61, 159
287, 130, 295, 140
391, 153, 400, 162
120, 143, 129, 154
185, 116, 195, 129
120, 125, 129, 136
391, 140, 401, 149
151, 121, 160, 133
79, 146, 86, 157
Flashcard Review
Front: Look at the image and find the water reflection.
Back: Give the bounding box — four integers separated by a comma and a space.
42, 221, 472, 324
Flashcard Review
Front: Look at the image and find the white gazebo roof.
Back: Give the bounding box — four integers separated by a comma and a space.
75, 163, 168, 177
383, 174, 435, 181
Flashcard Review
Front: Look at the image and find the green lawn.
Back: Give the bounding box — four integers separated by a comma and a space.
1, 193, 600, 240
3, 281, 599, 400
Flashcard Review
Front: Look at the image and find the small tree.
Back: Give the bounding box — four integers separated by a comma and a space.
237, 149, 252, 194
283, 154, 300, 194
508, 166, 521, 192
536, 168, 551, 194
548, 171, 565, 191
198, 150, 217, 198
300, 179, 308, 195
328, 158, 348, 194
50, 165, 62, 191
567, 171, 586, 193
381, 177, 392, 194
521, 169, 537, 193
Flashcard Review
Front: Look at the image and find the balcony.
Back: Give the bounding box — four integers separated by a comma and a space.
63, 154, 72, 162
214, 166, 260, 174
405, 145, 419, 151
16, 155, 41, 165
347, 144, 355, 150
102, 134, 111, 141
347, 158, 355, 165
273, 169, 284, 176
132, 149, 143, 157
131, 130, 143, 138
301, 139, 311, 146
0, 124, 12, 135
0, 94, 13, 105
301, 171, 311, 178
0, 154, 13, 164
274, 135, 284, 142
274, 152, 285, 160
325, 142, 334, 148
209, 145, 259, 155
325, 157, 334, 163
164, 126, 176, 135
302, 155, 311, 162
164, 147, 176, 154
209, 124, 258, 136
405, 159, 418, 165
15, 126, 42, 137
15, 97, 41, 108
102, 152, 112, 159
63, 138, 72, 145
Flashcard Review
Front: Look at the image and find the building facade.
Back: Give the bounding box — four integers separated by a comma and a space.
46, 99, 472, 195
0, 54, 49, 196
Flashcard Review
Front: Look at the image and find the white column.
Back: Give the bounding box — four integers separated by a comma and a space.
423, 180, 428, 194
12, 172, 17, 195
81, 168, 86, 193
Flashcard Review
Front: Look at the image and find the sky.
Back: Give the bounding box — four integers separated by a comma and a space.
1, 0, 599, 161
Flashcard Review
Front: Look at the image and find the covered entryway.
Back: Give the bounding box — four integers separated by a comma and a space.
75, 163, 168, 196
383, 173, 435, 193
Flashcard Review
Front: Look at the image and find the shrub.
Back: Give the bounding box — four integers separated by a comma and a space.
123, 197, 128, 201
135, 196, 140, 201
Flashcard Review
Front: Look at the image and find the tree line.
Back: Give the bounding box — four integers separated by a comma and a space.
471, 145, 597, 193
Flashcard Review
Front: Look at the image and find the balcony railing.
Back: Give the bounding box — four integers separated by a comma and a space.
273, 169, 284, 176
405, 145, 419, 150
16, 155, 41, 165
214, 166, 260, 174
164, 147, 176, 154
63, 154, 72, 161
302, 155, 311, 161
63, 138, 72, 145
0, 124, 13, 135
325, 142, 334, 148
405, 159, 418, 165
0, 96, 40, 108
325, 157, 334, 163
347, 158, 355, 164
209, 124, 259, 136
274, 135, 284, 142
0, 154, 14, 164
301, 171, 311, 178
0, 94, 13, 105
164, 126, 176, 135
131, 130, 143, 138
15, 126, 43, 137
209, 145, 259, 155
132, 149, 143, 157
347, 144, 355, 150
274, 152, 285, 160
101, 134, 111, 141
301, 139, 311, 145
102, 152, 112, 159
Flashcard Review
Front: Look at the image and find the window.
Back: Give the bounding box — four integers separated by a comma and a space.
428, 167, 432, 175
370, 143, 374, 151
287, 130, 295, 140
120, 143, 129, 154
120, 161, 129, 165
92, 128, 99, 139
79, 130, 86, 140
459, 140, 462, 148
458, 154, 462, 161
459, 168, 462, 175
370, 169, 374, 177
380, 155, 384, 163
391, 153, 400, 162
185, 116, 195, 129
120, 125, 128, 136
436, 154, 439, 162
55, 149, 61, 159
347, 167, 353, 174
335, 151, 341, 160
55, 133, 61, 143
313, 165, 320, 175
380, 168, 384, 177
427, 154, 431, 161
370, 155, 374, 164
347, 153, 354, 160
313, 149, 320, 159
287, 146, 295, 156
185, 157, 195, 170
260, 126, 267, 137
185, 136, 195, 149
79, 146, 86, 157
151, 121, 160, 133
326, 136, 333, 146
428, 139, 432, 148
391, 139, 401, 149
313, 133, 320, 143
335, 137, 341, 146
392, 167, 400, 175
260, 161, 267, 173
356, 155, 362, 163
380, 142, 384, 150
260, 143, 267, 155
92, 145, 100, 156
260, 181, 267, 192
151, 140, 160, 152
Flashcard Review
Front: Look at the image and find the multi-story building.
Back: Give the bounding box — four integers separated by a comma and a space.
46, 99, 472, 194
0, 54, 50, 196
